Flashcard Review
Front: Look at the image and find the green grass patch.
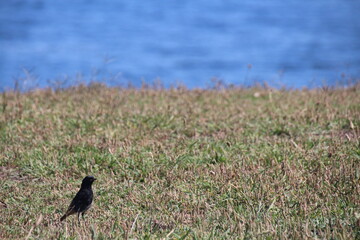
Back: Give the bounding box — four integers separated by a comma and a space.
0, 85, 359, 239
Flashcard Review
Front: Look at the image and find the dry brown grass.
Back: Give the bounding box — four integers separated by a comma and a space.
0, 83, 359, 239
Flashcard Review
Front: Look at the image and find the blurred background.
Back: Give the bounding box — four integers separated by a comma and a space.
0, 0, 359, 90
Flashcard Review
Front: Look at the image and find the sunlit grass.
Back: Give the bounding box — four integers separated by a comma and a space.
0, 83, 359, 239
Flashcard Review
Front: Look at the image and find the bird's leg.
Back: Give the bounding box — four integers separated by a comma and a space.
77, 212, 81, 226
81, 212, 86, 225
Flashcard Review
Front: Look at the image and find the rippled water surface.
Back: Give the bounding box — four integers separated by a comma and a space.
1, 0, 359, 89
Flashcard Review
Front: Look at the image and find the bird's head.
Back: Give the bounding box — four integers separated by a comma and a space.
81, 176, 96, 187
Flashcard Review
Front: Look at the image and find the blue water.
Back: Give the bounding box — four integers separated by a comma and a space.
1, 0, 359, 90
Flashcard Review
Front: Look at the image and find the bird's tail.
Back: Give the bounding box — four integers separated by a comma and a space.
60, 208, 75, 222
60, 214, 67, 221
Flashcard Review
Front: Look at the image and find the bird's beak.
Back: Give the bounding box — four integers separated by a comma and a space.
93, 178, 97, 181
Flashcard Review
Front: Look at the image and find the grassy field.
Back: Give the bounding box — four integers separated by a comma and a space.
0, 83, 359, 239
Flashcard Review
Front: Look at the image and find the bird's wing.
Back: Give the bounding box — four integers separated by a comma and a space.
68, 189, 93, 211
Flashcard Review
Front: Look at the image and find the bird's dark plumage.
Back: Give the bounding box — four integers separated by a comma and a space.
60, 176, 96, 223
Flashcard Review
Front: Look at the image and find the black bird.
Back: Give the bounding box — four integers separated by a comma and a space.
60, 176, 96, 223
